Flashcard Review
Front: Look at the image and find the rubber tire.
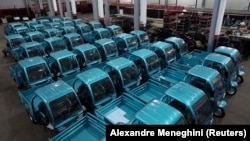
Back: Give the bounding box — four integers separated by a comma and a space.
214, 108, 225, 118
236, 75, 244, 84
226, 86, 237, 96
28, 113, 38, 124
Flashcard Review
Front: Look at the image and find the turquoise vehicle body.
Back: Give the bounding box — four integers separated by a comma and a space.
72, 18, 84, 26
63, 33, 84, 51
43, 37, 67, 55
64, 68, 117, 113
96, 93, 187, 125
75, 23, 92, 43
178, 50, 238, 95
3, 34, 26, 57
106, 25, 123, 38
151, 64, 227, 118
4, 22, 23, 35
47, 22, 61, 29
72, 43, 102, 70
49, 17, 62, 23
130, 30, 150, 48
37, 19, 51, 28
8, 56, 53, 90
30, 24, 47, 32
149, 41, 176, 69
24, 21, 38, 29
46, 49, 80, 80
88, 21, 103, 30
94, 38, 119, 61
85, 28, 112, 44
25, 31, 45, 45
43, 28, 62, 38
48, 113, 106, 141
18, 80, 84, 136
60, 20, 74, 27
13, 41, 45, 61
113, 33, 138, 55
61, 17, 72, 21
59, 26, 76, 36
127, 80, 213, 125
13, 26, 30, 37
214, 46, 245, 84
164, 37, 188, 59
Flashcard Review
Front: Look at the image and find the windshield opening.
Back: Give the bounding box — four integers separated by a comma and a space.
27, 46, 43, 57
139, 33, 149, 43
65, 22, 74, 27
90, 77, 115, 102
175, 117, 187, 125
18, 29, 29, 36
193, 95, 212, 124
71, 36, 84, 47
104, 42, 118, 55
27, 63, 50, 83
81, 26, 91, 33
10, 38, 24, 48
226, 59, 236, 78
114, 27, 123, 35
50, 92, 81, 124
100, 31, 111, 39
51, 40, 65, 51
59, 56, 79, 73
94, 23, 102, 29
126, 36, 137, 48
145, 55, 160, 73
165, 47, 175, 62
179, 40, 187, 54
212, 74, 225, 96
31, 34, 44, 43
121, 65, 139, 86
49, 31, 60, 37
84, 48, 100, 64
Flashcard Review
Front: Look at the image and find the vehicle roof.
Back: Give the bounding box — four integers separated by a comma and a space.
9, 22, 23, 26
25, 21, 38, 24
35, 80, 74, 102
150, 41, 173, 49
15, 26, 29, 30
130, 30, 147, 35
135, 99, 184, 124
205, 53, 231, 64
62, 17, 72, 21
76, 23, 89, 27
164, 81, 205, 106
89, 21, 101, 24
63, 33, 81, 38
44, 36, 62, 42
215, 46, 238, 57
18, 56, 46, 68
74, 43, 97, 52
165, 37, 182, 42
20, 41, 41, 48
5, 34, 23, 40
107, 25, 121, 29
44, 28, 60, 32
26, 31, 43, 36
188, 65, 219, 80
94, 38, 114, 45
61, 26, 75, 30
31, 24, 46, 28
115, 33, 134, 39
106, 57, 134, 70
93, 28, 109, 32
50, 49, 74, 59
76, 68, 109, 84
131, 48, 156, 59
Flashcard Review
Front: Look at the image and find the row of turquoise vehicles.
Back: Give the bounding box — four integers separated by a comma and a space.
4, 21, 245, 140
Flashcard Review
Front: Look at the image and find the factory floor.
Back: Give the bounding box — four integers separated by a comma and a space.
0, 13, 249, 141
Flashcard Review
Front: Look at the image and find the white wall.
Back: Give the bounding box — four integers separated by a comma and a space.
0, 0, 26, 9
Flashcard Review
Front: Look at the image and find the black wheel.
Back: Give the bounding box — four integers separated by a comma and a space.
3, 51, 7, 57
28, 113, 38, 124
226, 86, 237, 96
236, 75, 244, 84
214, 107, 225, 118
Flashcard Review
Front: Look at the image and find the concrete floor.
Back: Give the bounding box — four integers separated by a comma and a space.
0, 13, 249, 141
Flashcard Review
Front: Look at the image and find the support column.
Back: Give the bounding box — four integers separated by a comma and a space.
140, 0, 147, 30
134, 0, 140, 30
71, 0, 77, 19
39, 0, 43, 11
34, 0, 41, 16
104, 0, 111, 26
52, 0, 58, 15
98, 0, 104, 23
65, 0, 72, 18
207, 0, 227, 52
58, 0, 63, 17
92, 0, 99, 21
48, 0, 55, 16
